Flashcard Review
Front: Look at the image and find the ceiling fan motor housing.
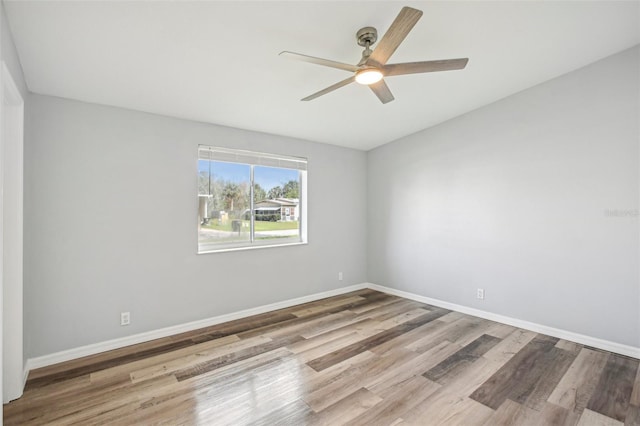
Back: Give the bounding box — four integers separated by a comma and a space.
356, 27, 378, 47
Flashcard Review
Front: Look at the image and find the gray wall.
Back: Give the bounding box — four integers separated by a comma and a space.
24, 95, 367, 358
368, 46, 640, 348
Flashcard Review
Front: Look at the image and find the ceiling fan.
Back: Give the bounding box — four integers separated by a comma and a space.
280, 6, 468, 104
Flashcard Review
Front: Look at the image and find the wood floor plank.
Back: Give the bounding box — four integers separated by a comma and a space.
130, 350, 298, 424
24, 375, 177, 425
469, 334, 559, 409
438, 311, 466, 323
521, 346, 576, 410
368, 318, 449, 356
296, 332, 366, 363
484, 321, 517, 339
289, 321, 367, 354
314, 299, 428, 341
306, 387, 382, 426
264, 311, 357, 340
631, 365, 640, 406
290, 295, 367, 317
483, 328, 537, 364
24, 340, 195, 390
174, 335, 304, 381
548, 347, 610, 413
129, 334, 272, 384
180, 310, 298, 344
625, 404, 640, 426
587, 354, 639, 422
300, 318, 377, 348
366, 340, 459, 396
540, 402, 581, 426
453, 319, 502, 348
306, 308, 449, 372
274, 290, 371, 318
482, 399, 539, 426
347, 294, 401, 314
236, 293, 397, 340
402, 356, 504, 425
304, 348, 417, 412
249, 398, 313, 426
344, 376, 440, 426
439, 355, 505, 398
365, 300, 431, 323
180, 347, 296, 392
134, 349, 295, 422
424, 334, 501, 384
405, 316, 487, 354
376, 307, 433, 330
484, 399, 580, 426
5, 290, 638, 426
556, 339, 584, 355
299, 315, 371, 340
577, 409, 624, 426
91, 334, 241, 383
403, 394, 494, 426
192, 359, 308, 425
302, 350, 378, 395
10, 372, 140, 424
345, 308, 436, 341
25, 336, 180, 381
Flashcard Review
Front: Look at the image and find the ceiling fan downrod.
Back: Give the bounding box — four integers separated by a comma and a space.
356, 27, 377, 65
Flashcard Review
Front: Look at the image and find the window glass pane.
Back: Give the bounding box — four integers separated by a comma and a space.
253, 166, 300, 241
198, 160, 251, 250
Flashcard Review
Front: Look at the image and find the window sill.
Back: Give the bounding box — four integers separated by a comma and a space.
198, 240, 308, 254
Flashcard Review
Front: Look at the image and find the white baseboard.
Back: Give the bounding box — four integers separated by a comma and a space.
26, 280, 638, 376
366, 283, 640, 359
26, 283, 368, 371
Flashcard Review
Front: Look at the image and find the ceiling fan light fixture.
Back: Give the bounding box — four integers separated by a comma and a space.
355, 68, 383, 85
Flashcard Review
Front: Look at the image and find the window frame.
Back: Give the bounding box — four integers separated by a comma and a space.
197, 145, 308, 254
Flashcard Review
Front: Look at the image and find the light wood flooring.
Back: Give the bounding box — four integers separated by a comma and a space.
4, 289, 640, 425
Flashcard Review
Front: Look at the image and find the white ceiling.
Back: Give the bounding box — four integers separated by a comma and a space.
4, 1, 639, 151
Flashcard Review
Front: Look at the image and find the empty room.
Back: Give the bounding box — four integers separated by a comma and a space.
1, 1, 639, 425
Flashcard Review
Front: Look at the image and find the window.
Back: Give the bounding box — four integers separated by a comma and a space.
197, 146, 307, 253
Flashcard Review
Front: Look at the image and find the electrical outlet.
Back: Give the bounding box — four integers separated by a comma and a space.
477, 289, 485, 300
120, 312, 130, 326
338, 272, 343, 281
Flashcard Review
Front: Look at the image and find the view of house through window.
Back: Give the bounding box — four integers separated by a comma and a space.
198, 146, 306, 252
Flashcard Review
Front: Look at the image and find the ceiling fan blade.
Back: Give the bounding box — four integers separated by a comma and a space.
367, 7, 423, 66
383, 58, 469, 76
280, 51, 358, 73
302, 76, 356, 101
369, 79, 395, 104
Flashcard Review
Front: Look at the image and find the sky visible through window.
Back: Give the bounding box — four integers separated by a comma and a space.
254, 166, 298, 194
198, 160, 298, 193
